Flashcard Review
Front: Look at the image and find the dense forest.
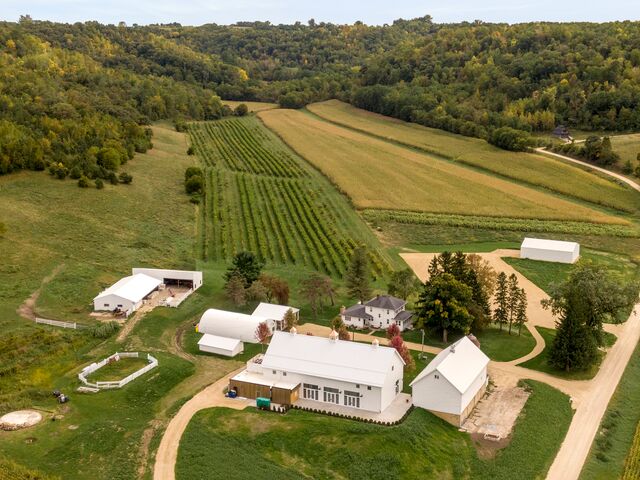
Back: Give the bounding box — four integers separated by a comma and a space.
2, 16, 640, 176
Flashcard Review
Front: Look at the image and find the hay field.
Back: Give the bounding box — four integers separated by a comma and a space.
308, 100, 640, 213
259, 109, 626, 224
222, 100, 278, 112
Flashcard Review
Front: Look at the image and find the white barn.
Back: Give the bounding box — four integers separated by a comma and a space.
252, 302, 300, 330
229, 330, 405, 412
93, 273, 161, 316
131, 268, 203, 290
520, 237, 580, 264
197, 309, 274, 344
198, 334, 244, 357
411, 336, 489, 426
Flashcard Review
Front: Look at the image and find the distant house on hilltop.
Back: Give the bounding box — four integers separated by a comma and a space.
341, 294, 414, 332
552, 125, 572, 141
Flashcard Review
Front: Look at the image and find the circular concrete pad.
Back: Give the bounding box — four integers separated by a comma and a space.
0, 410, 43, 431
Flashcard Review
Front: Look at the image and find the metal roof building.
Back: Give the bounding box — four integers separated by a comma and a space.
93, 273, 161, 316
520, 237, 580, 264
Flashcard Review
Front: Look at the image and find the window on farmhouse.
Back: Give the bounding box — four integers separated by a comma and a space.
283, 372, 287, 376
355, 384, 360, 388
272, 370, 277, 374
104, 304, 109, 307
367, 386, 371, 390
435, 374, 440, 379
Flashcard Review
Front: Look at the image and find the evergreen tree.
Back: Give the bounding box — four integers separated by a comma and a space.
493, 272, 509, 331
345, 245, 372, 303
515, 288, 528, 336
507, 273, 520, 335
283, 308, 297, 330
225, 251, 265, 288
549, 309, 598, 372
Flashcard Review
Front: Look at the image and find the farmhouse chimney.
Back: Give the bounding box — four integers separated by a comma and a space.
340, 306, 346, 314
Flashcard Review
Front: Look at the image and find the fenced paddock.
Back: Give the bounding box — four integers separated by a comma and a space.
35, 317, 81, 329
78, 352, 158, 390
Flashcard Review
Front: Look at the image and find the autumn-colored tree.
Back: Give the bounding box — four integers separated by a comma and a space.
386, 323, 401, 340
283, 308, 297, 330
259, 274, 290, 304
255, 321, 271, 353
389, 335, 414, 371
246, 280, 267, 302
225, 273, 246, 306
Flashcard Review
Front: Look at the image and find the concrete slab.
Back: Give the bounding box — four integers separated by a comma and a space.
295, 393, 412, 422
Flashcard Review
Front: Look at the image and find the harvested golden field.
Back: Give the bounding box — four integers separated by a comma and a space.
308, 100, 640, 213
222, 100, 278, 112
259, 108, 626, 224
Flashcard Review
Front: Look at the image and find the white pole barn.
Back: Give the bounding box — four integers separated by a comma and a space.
520, 237, 580, 264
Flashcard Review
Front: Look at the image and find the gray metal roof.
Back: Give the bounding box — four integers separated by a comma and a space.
365, 295, 406, 310
342, 304, 372, 320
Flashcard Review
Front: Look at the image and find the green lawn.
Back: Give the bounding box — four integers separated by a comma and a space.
85, 356, 151, 382
177, 380, 572, 480
610, 133, 640, 174
375, 325, 535, 363
581, 341, 640, 479
519, 327, 617, 380
403, 350, 434, 393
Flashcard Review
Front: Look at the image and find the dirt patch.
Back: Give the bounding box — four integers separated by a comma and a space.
16, 264, 64, 320
462, 385, 530, 455
137, 419, 163, 479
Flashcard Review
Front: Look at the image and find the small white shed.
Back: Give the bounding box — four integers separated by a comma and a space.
411, 336, 489, 426
198, 334, 244, 357
251, 303, 300, 330
197, 309, 274, 343
520, 237, 580, 264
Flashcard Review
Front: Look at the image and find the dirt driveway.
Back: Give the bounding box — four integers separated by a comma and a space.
153, 366, 251, 480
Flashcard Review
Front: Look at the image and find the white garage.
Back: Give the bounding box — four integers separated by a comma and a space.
520, 237, 580, 264
197, 334, 244, 357
93, 273, 161, 316
411, 336, 489, 426
197, 309, 274, 344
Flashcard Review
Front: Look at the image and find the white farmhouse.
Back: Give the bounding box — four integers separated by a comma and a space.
341, 294, 414, 331
411, 336, 489, 426
229, 330, 405, 412
93, 273, 161, 316
520, 237, 580, 264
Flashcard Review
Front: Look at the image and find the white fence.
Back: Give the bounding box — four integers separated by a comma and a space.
78, 352, 158, 390
36, 317, 79, 329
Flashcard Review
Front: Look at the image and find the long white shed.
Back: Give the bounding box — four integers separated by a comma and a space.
520, 237, 580, 264
198, 334, 244, 357
131, 268, 203, 290
93, 273, 161, 316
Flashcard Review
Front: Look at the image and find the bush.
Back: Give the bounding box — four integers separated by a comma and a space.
185, 175, 204, 194
184, 166, 203, 181
78, 176, 90, 188
87, 321, 119, 338
234, 103, 249, 116
187, 146, 195, 155
189, 194, 201, 204
108, 172, 119, 185
118, 172, 133, 184
174, 120, 188, 132
95, 178, 104, 189
489, 127, 533, 151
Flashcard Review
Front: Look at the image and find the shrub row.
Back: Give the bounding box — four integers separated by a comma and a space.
363, 209, 640, 238
290, 403, 414, 427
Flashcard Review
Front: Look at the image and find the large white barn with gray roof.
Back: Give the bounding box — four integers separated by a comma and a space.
229, 330, 405, 412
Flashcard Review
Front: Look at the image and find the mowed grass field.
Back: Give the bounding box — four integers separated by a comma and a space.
259, 108, 627, 223
188, 117, 390, 276
221, 100, 279, 112
177, 380, 572, 480
611, 133, 640, 173
308, 100, 640, 213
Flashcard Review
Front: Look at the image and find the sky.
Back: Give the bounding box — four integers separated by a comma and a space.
1, 0, 639, 26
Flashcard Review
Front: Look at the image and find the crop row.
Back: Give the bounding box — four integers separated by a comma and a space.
199, 170, 389, 276
362, 210, 640, 238
622, 421, 640, 480
189, 119, 306, 178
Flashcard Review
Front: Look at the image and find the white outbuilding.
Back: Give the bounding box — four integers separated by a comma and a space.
520, 237, 580, 264
93, 273, 161, 316
131, 268, 203, 290
197, 334, 244, 357
197, 309, 274, 344
251, 302, 300, 330
411, 336, 489, 426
